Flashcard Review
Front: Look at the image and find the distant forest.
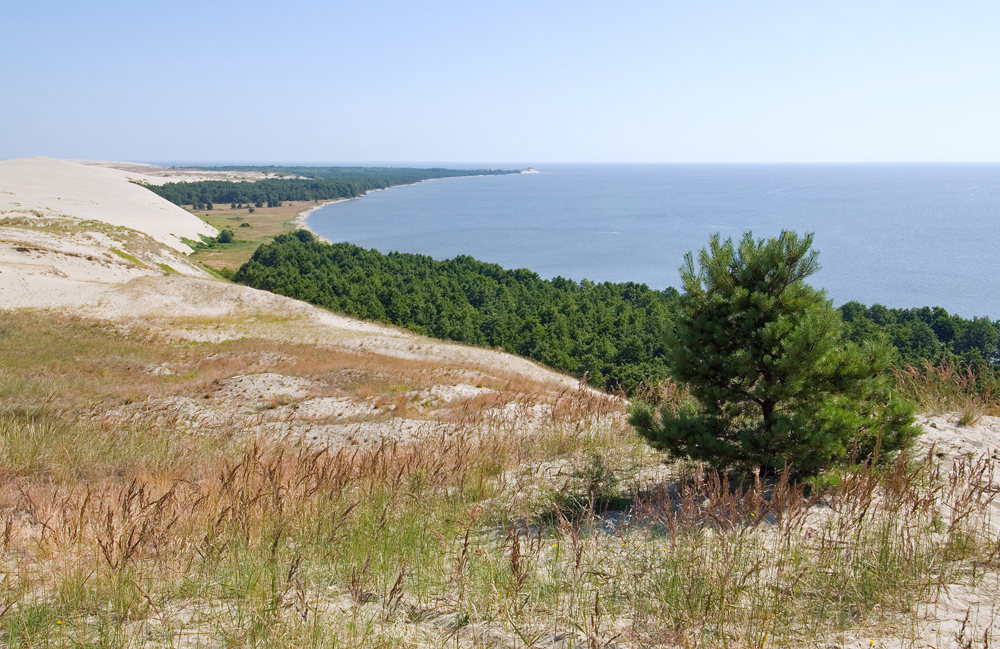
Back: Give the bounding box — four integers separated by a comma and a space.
143, 166, 520, 208
840, 302, 999, 371
234, 231, 1000, 392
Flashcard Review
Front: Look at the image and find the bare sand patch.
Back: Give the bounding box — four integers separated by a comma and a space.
1, 157, 217, 253
76, 160, 306, 185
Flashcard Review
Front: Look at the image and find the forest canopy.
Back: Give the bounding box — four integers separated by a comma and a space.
143, 166, 520, 207
236, 231, 678, 391
233, 230, 1000, 393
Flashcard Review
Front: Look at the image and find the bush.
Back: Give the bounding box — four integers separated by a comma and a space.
217, 229, 234, 244
628, 231, 918, 475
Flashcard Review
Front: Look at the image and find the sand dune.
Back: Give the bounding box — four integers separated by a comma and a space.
0, 156, 219, 308
0, 157, 216, 253
0, 156, 577, 389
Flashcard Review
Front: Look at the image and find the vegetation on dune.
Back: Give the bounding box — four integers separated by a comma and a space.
0, 311, 995, 647
233, 229, 1000, 400
235, 230, 679, 391
142, 166, 520, 209
628, 231, 918, 475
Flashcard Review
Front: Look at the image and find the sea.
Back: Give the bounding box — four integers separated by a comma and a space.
305, 164, 1000, 319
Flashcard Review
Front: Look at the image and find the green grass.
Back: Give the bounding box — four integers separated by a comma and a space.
110, 248, 146, 267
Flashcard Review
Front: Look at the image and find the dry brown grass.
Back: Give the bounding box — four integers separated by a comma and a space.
0, 312, 997, 647
894, 361, 999, 425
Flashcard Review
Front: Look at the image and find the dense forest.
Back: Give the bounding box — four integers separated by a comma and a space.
235, 231, 678, 390
234, 231, 1000, 392
143, 166, 519, 208
840, 302, 999, 370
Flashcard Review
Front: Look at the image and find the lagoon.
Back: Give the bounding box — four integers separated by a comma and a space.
306, 164, 1000, 319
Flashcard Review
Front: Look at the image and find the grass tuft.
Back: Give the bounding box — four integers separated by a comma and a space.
0, 312, 995, 646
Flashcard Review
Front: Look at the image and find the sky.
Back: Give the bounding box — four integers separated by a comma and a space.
2, 1, 998, 164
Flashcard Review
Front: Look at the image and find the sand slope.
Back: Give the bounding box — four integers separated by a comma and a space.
0, 156, 219, 308
0, 156, 578, 390
0, 157, 216, 253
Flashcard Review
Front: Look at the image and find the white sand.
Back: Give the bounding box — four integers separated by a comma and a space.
0, 157, 217, 253
0, 156, 220, 309
76, 160, 305, 185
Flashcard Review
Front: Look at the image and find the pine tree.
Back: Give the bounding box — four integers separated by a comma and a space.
628, 231, 917, 475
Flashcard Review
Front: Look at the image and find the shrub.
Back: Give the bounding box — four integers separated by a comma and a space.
628, 231, 918, 475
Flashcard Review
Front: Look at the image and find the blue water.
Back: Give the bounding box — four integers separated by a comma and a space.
306, 164, 1000, 319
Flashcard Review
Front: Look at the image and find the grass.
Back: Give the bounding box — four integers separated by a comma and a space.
109, 248, 146, 267
187, 200, 333, 270
0, 311, 996, 647
894, 361, 998, 425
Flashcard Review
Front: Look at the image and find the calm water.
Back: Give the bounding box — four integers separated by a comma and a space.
307, 164, 1000, 319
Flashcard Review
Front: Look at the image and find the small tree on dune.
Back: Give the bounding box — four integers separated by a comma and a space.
628, 230, 917, 475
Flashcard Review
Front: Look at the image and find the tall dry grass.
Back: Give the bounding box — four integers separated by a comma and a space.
0, 399, 995, 647
0, 312, 996, 647
894, 361, 999, 425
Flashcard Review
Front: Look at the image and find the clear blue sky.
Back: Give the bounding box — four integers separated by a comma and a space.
2, 1, 998, 164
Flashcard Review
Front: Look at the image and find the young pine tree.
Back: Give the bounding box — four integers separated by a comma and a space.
628, 231, 918, 475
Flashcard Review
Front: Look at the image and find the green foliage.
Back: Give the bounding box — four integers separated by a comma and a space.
217, 229, 235, 244
143, 166, 520, 207
234, 231, 678, 391
629, 231, 918, 474
206, 265, 237, 281
840, 301, 1000, 373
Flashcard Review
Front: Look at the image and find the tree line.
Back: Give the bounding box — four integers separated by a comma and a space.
235, 231, 678, 391
840, 302, 999, 371
232, 230, 1000, 393
143, 166, 520, 208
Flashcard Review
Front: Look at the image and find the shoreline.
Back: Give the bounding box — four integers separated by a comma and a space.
294, 198, 352, 244
294, 187, 408, 244
294, 170, 533, 244
291, 186, 428, 245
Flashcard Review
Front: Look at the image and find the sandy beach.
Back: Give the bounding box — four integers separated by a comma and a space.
293, 198, 349, 244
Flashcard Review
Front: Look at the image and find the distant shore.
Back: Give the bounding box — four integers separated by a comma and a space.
295, 169, 536, 243
295, 198, 349, 244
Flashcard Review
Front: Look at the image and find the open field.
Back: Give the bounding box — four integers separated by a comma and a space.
186, 200, 336, 270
